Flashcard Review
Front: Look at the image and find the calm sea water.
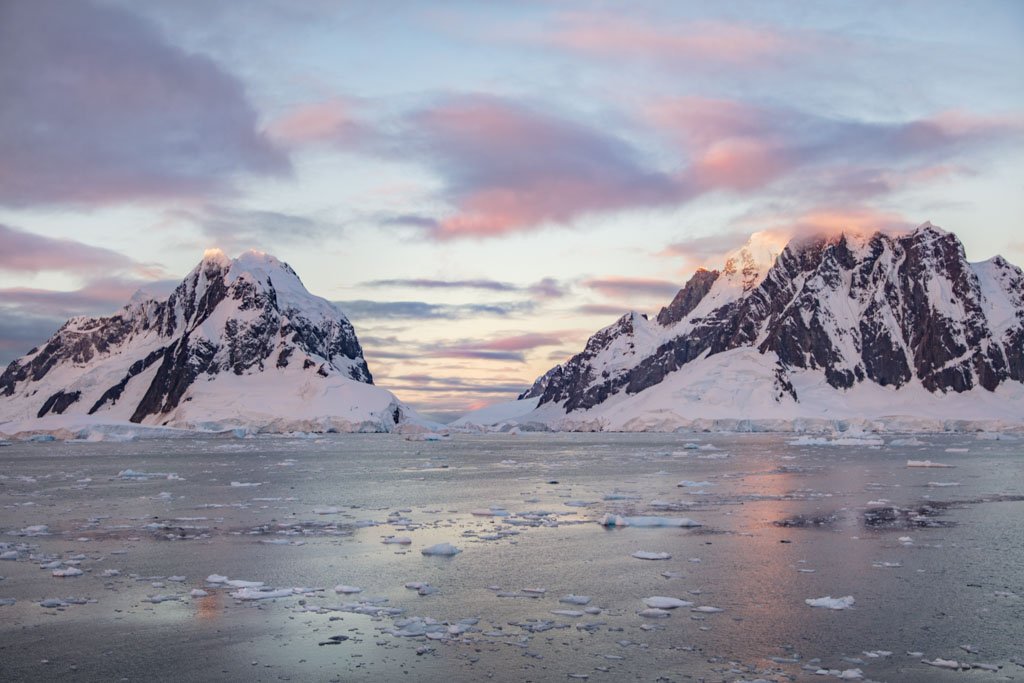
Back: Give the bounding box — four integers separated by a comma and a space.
0, 432, 1021, 682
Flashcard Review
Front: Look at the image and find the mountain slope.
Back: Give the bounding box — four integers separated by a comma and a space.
460, 223, 1024, 432
0, 249, 425, 435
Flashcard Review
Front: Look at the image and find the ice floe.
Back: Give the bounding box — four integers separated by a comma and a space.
631, 551, 672, 560
805, 595, 855, 610
420, 542, 462, 556
643, 596, 694, 609
600, 514, 700, 528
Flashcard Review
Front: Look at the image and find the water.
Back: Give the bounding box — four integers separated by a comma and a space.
0, 432, 1021, 682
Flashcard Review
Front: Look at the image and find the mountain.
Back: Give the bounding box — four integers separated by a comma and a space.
456, 223, 1024, 432
0, 249, 427, 437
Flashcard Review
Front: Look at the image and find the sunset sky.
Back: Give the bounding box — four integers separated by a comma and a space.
1, 1, 1022, 420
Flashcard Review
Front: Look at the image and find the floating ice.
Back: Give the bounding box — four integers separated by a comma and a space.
600, 514, 700, 528
313, 507, 340, 515
643, 596, 693, 609
805, 595, 855, 610
421, 543, 462, 556
550, 609, 584, 617
559, 594, 592, 605
677, 480, 713, 488
334, 585, 362, 594
906, 460, 954, 468
230, 481, 262, 487
225, 579, 264, 588
631, 551, 671, 560
383, 536, 412, 545
923, 658, 960, 669
190, 589, 209, 598
52, 567, 83, 577
206, 574, 229, 584
230, 587, 295, 600
638, 608, 671, 618
691, 605, 724, 613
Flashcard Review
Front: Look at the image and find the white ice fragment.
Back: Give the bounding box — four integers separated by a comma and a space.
691, 605, 724, 613
559, 594, 591, 605
383, 536, 412, 545
923, 658, 960, 669
52, 567, 83, 577
225, 579, 264, 588
805, 595, 855, 610
230, 481, 262, 487
190, 589, 209, 598
643, 596, 694, 609
206, 574, 229, 584
638, 608, 671, 618
600, 514, 700, 528
313, 507, 340, 515
421, 543, 462, 556
230, 587, 294, 600
906, 460, 954, 468
334, 585, 362, 594
631, 551, 671, 560
550, 609, 584, 617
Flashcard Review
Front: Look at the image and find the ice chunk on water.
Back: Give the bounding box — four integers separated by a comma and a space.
230, 481, 262, 487
922, 658, 960, 669
225, 579, 263, 588
313, 507, 340, 515
600, 514, 700, 528
334, 585, 362, 594
421, 543, 462, 556
643, 596, 693, 609
206, 574, 229, 584
638, 608, 671, 618
906, 460, 954, 468
383, 536, 412, 545
230, 587, 294, 600
559, 594, 591, 605
52, 567, 83, 577
805, 595, 855, 610
631, 551, 671, 560
190, 589, 209, 598
691, 605, 724, 613
550, 609, 584, 617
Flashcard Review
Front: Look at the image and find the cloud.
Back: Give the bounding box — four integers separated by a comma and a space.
360, 276, 568, 298
0, 0, 288, 207
0, 311, 64, 365
0, 276, 179, 318
574, 304, 630, 317
362, 278, 520, 292
658, 232, 752, 264
0, 223, 153, 275
647, 97, 1023, 202
396, 94, 680, 239
544, 13, 800, 67
336, 299, 534, 321
582, 276, 680, 299
167, 205, 332, 251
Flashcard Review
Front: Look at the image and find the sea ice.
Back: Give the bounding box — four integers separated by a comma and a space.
421, 543, 462, 556
334, 585, 362, 594
600, 514, 700, 528
805, 595, 855, 610
631, 551, 671, 560
382, 536, 412, 545
643, 596, 694, 609
906, 460, 954, 468
559, 594, 592, 605
230, 587, 295, 600
638, 608, 671, 618
52, 567, 83, 577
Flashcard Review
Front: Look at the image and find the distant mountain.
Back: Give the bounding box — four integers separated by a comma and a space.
0, 249, 427, 436
457, 223, 1024, 432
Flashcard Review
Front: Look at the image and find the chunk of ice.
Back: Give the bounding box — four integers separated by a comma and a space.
643, 596, 693, 609
805, 595, 855, 610
631, 551, 671, 560
421, 543, 462, 556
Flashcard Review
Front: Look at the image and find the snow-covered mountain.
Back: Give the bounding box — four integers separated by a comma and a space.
456, 223, 1024, 432
0, 249, 428, 436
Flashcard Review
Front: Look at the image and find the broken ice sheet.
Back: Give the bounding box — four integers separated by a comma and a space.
631, 551, 672, 560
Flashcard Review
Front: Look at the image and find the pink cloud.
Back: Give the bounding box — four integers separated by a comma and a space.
267, 100, 357, 144
546, 14, 797, 66
582, 276, 680, 300
0, 223, 161, 276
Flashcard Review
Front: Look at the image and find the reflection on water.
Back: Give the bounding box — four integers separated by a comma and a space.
0, 432, 1020, 682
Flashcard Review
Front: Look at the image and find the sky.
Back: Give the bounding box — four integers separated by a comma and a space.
0, 1, 1022, 421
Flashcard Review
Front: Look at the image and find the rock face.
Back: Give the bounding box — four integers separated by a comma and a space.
529, 224, 1024, 416
0, 250, 416, 433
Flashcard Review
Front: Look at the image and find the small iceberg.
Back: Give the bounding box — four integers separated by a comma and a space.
631, 551, 671, 560
600, 514, 700, 528
906, 460, 954, 468
421, 543, 462, 557
643, 596, 693, 609
805, 595, 855, 610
